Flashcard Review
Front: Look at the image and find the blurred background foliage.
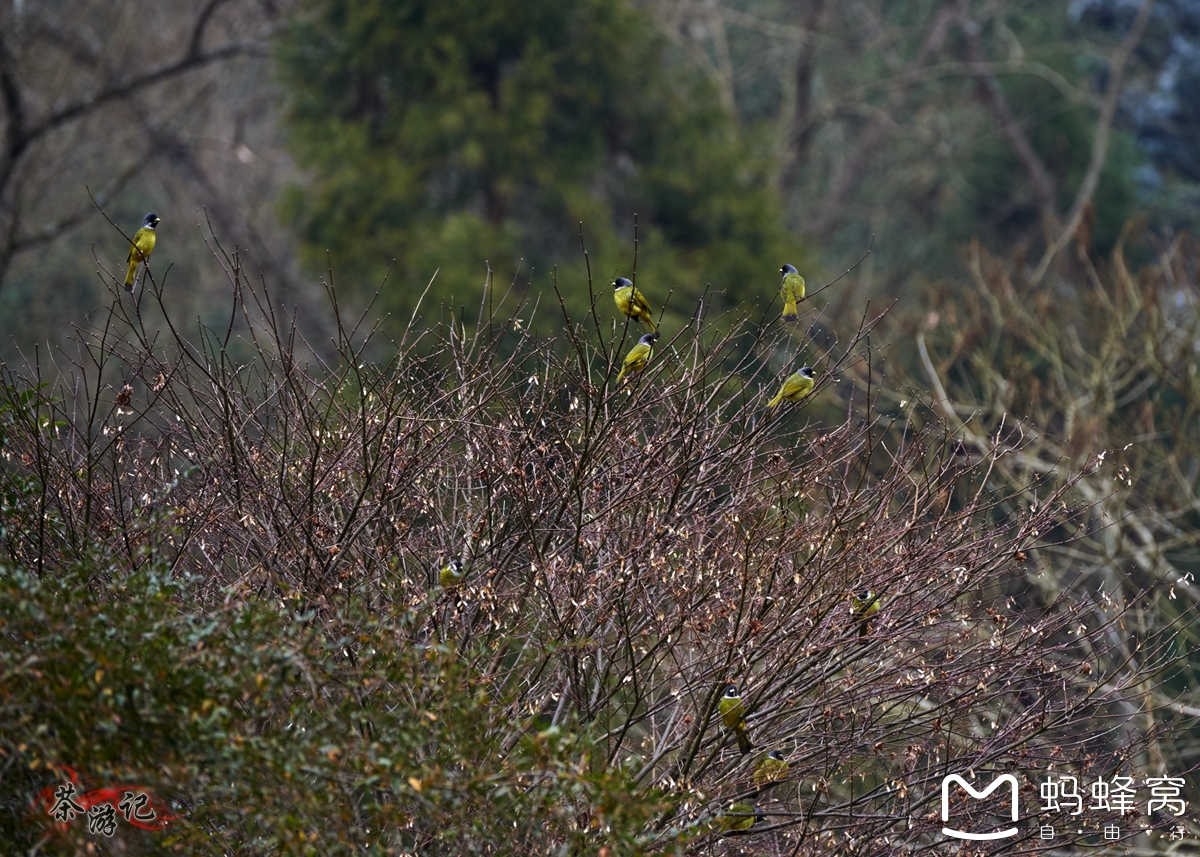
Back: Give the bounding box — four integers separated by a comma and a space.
278, 0, 789, 328
3, 0, 1200, 343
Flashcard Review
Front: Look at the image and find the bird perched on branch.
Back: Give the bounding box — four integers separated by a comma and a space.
780, 264, 805, 321
719, 683, 752, 754
124, 212, 161, 292
850, 590, 881, 637
767, 366, 816, 408
615, 332, 658, 385
754, 749, 790, 789
612, 277, 656, 332
439, 558, 465, 589
718, 802, 764, 833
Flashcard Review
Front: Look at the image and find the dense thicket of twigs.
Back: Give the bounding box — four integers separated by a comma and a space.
0, 228, 1194, 855
899, 229, 1200, 831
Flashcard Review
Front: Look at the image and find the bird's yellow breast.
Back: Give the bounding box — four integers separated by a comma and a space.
614, 285, 634, 313
624, 343, 651, 369
130, 227, 156, 260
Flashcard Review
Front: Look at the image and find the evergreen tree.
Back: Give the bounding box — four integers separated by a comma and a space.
278, 0, 792, 328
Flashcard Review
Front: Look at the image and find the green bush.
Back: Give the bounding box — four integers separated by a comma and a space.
0, 560, 677, 854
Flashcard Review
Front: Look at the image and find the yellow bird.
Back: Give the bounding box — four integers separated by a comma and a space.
124, 212, 161, 292
753, 750, 790, 788
718, 683, 752, 755
780, 264, 805, 321
612, 277, 656, 332
850, 590, 881, 637
615, 332, 658, 385
718, 803, 763, 833
439, 559, 465, 588
766, 366, 815, 408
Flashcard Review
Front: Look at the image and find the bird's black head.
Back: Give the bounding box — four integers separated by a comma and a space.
450, 559, 463, 572
799, 366, 815, 379
767, 750, 785, 761
640, 332, 659, 345
613, 277, 632, 289
143, 213, 161, 229
724, 683, 739, 697
781, 264, 798, 276
856, 589, 873, 600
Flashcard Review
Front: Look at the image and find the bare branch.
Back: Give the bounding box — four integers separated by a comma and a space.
188, 0, 237, 59
805, 0, 956, 237
780, 0, 827, 195
958, 0, 1058, 233
1029, 0, 1155, 286
10, 161, 142, 256
18, 42, 252, 157
0, 33, 26, 196
851, 58, 1103, 109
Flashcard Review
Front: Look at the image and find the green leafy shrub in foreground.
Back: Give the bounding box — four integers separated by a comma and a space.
0, 561, 675, 855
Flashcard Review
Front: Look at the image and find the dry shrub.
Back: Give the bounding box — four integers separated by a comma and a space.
0, 227, 1193, 855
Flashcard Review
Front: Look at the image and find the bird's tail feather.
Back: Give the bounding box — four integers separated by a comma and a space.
736, 727, 752, 755
782, 300, 798, 321
124, 264, 136, 290
641, 315, 657, 333
767, 392, 783, 408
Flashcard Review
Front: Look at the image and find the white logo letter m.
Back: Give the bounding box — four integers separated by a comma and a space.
941, 773, 1020, 840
